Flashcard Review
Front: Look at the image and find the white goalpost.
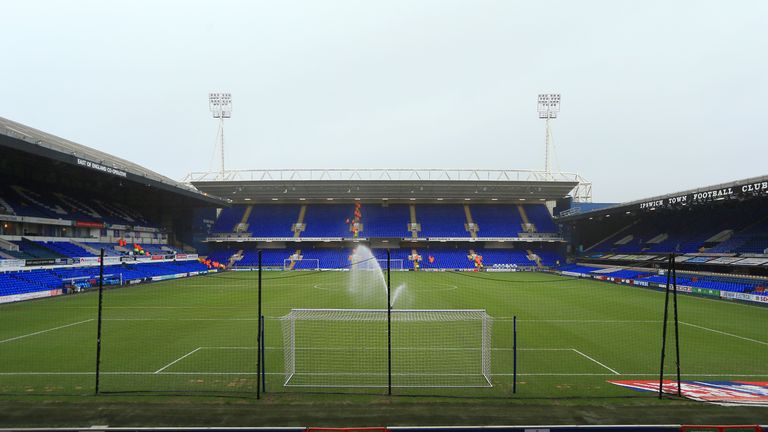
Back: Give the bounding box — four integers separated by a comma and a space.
377, 259, 404, 271
280, 308, 493, 388
283, 258, 320, 271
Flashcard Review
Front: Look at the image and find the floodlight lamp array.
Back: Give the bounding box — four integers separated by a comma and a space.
537, 93, 560, 119
209, 92, 232, 118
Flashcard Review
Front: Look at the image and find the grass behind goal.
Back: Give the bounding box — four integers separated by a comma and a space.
0, 270, 766, 398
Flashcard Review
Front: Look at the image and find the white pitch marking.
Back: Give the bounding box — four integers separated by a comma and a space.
0, 319, 94, 345
571, 348, 621, 375
680, 321, 768, 347
202, 346, 577, 351
104, 318, 260, 321
203, 346, 574, 352
154, 347, 202, 374
495, 318, 660, 323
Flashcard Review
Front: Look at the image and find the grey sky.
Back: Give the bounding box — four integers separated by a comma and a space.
2, 0, 766, 203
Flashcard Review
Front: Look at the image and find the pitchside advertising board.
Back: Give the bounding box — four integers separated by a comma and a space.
558, 271, 768, 305
0, 289, 63, 305
610, 380, 768, 407
638, 180, 768, 211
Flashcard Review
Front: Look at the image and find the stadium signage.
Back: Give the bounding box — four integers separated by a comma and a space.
0, 259, 25, 268
76, 158, 127, 178
74, 220, 105, 228
691, 187, 734, 202
639, 199, 664, 209
691, 287, 721, 297
0, 289, 62, 304
634, 179, 768, 212
25, 258, 68, 266
721, 291, 768, 304
741, 181, 768, 193
666, 195, 687, 205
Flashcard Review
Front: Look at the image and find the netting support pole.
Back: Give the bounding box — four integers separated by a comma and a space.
658, 253, 672, 399
672, 253, 682, 397
513, 315, 517, 395
257, 249, 262, 399
260, 314, 266, 393
94, 248, 105, 395
387, 248, 392, 396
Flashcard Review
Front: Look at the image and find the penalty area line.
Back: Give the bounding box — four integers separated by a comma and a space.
680, 321, 768, 347
0, 319, 94, 345
154, 347, 202, 374
571, 348, 620, 375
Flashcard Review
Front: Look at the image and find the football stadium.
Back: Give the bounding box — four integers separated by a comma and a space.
2, 2, 767, 430
1, 114, 766, 430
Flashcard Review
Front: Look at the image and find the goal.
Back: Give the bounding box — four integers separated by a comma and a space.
377, 259, 404, 271
280, 308, 493, 388
283, 258, 320, 271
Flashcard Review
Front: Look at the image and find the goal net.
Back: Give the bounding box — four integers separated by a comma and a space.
280, 308, 493, 388
377, 259, 404, 271
283, 258, 320, 271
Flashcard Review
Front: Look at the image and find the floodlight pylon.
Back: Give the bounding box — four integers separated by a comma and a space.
537, 93, 560, 175
209, 92, 232, 177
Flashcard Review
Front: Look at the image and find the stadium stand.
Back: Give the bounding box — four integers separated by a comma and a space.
416, 205, 469, 237
246, 205, 300, 237
535, 250, 562, 266
37, 241, 96, 258
558, 264, 767, 294
237, 249, 291, 267
204, 203, 560, 240
559, 264, 604, 273
205, 249, 237, 265
296, 248, 350, 268
419, 248, 475, 269
524, 204, 558, 233
302, 205, 352, 237
224, 246, 564, 271
0, 260, 210, 299
0, 180, 156, 227
211, 206, 246, 233
14, 239, 68, 259
581, 202, 768, 255
360, 204, 410, 238
81, 242, 126, 256
470, 249, 531, 266
470, 205, 524, 237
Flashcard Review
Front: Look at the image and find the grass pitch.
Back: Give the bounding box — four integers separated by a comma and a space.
1, 270, 767, 425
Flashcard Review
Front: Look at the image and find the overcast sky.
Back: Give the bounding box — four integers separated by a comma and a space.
2, 0, 766, 202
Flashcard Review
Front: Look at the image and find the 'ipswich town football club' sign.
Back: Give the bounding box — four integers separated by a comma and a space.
609, 380, 768, 407
637, 180, 768, 211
